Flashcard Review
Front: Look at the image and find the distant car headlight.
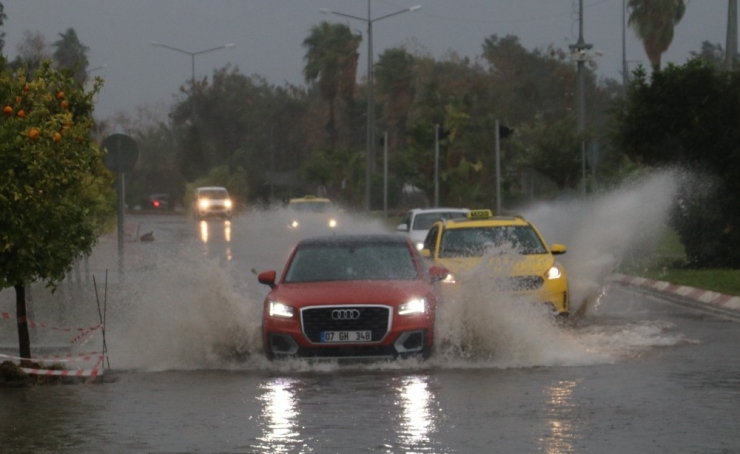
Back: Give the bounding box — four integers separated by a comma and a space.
290, 220, 299, 229
415, 242, 424, 251
442, 273, 456, 284
546, 264, 563, 280
199, 199, 210, 209
328, 218, 337, 228
398, 297, 427, 316
269, 301, 294, 318
224, 199, 233, 209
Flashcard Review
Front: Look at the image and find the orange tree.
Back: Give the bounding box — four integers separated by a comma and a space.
0, 59, 115, 361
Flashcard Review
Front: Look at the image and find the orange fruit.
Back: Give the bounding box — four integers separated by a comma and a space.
15, 96, 21, 105
52, 132, 62, 142
60, 101, 69, 109
2, 106, 12, 116
56, 91, 65, 100
22, 84, 30, 92
17, 110, 26, 118
28, 129, 40, 141
76, 135, 84, 142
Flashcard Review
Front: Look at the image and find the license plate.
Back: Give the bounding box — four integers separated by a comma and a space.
320, 330, 372, 343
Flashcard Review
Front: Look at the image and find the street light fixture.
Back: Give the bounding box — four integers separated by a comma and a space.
321, 2, 421, 212
151, 41, 236, 85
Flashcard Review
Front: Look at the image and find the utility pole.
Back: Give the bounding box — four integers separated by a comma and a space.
569, 0, 592, 197
623, 0, 629, 87
727, 0, 738, 71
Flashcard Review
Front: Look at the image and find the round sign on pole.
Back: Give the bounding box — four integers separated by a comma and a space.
102, 133, 139, 173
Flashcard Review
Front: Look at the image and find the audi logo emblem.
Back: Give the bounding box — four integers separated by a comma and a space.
331, 309, 361, 320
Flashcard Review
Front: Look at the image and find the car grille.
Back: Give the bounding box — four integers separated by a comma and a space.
301, 306, 391, 343
501, 276, 544, 291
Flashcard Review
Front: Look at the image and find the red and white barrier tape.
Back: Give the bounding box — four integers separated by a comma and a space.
0, 352, 104, 363
0, 312, 101, 333
70, 325, 103, 344
20, 367, 103, 377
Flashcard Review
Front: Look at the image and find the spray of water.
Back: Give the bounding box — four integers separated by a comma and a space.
93, 169, 694, 371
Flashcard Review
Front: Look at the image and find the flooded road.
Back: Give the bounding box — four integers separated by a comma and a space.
2, 205, 740, 453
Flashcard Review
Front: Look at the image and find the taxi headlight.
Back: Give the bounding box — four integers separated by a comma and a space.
224, 199, 233, 209
398, 297, 427, 316
328, 218, 337, 228
546, 264, 562, 280
199, 199, 210, 209
415, 242, 424, 251
290, 220, 299, 229
442, 273, 456, 284
269, 301, 294, 318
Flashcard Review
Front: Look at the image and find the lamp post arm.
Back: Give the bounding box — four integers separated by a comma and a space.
151, 42, 194, 57
321, 10, 367, 22
372, 5, 421, 23
193, 43, 236, 57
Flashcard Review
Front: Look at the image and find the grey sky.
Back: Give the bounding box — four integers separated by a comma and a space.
3, 1, 729, 121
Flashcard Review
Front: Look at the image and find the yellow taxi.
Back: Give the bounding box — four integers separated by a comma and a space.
287, 195, 338, 230
420, 209, 569, 315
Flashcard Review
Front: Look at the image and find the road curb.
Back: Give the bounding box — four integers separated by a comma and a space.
610, 273, 740, 313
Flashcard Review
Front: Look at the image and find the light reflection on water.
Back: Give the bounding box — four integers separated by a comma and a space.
540, 379, 580, 454
397, 375, 435, 446
199, 219, 232, 261
256, 377, 301, 452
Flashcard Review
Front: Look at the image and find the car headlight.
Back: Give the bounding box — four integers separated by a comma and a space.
328, 218, 337, 228
224, 199, 233, 208
199, 199, 210, 209
268, 301, 294, 318
415, 242, 424, 251
290, 220, 299, 229
546, 264, 562, 280
398, 297, 427, 316
442, 273, 456, 284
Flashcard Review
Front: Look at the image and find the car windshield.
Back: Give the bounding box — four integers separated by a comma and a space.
290, 201, 333, 213
284, 242, 418, 282
199, 189, 228, 199
439, 226, 547, 258
412, 212, 467, 230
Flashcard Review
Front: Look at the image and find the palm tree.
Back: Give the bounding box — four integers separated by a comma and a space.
375, 48, 415, 151
628, 0, 686, 70
52, 28, 89, 85
303, 21, 361, 148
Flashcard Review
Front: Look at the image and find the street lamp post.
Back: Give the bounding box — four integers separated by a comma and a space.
321, 1, 421, 212
151, 42, 236, 85
569, 0, 591, 197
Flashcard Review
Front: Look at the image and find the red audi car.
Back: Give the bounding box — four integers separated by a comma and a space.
257, 234, 448, 360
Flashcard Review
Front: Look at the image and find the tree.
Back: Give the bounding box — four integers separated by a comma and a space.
612, 60, 740, 267
52, 28, 89, 85
302, 21, 361, 148
628, 0, 686, 70
0, 60, 114, 361
8, 30, 51, 77
375, 48, 415, 151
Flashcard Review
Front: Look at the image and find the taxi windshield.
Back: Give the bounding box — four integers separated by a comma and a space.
285, 243, 417, 282
439, 226, 547, 257
199, 189, 228, 199
290, 201, 333, 213
412, 212, 467, 230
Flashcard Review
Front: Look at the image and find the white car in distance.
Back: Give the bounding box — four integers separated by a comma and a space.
396, 207, 469, 250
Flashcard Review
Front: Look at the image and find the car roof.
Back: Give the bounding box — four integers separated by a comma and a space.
289, 195, 332, 203
298, 234, 409, 246
197, 186, 228, 191
442, 215, 531, 229
409, 207, 468, 215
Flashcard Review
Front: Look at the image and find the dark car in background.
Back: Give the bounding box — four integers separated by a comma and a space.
148, 193, 172, 210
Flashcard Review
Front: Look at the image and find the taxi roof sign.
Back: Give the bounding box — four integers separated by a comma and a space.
467, 209, 493, 220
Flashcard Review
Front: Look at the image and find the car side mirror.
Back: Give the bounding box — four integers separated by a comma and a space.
428, 266, 449, 282
396, 223, 409, 232
551, 243, 567, 255
420, 248, 431, 258
258, 270, 277, 288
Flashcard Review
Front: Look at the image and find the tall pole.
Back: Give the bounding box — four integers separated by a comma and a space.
320, 3, 421, 212
569, 0, 591, 197
727, 0, 738, 71
623, 0, 629, 87
495, 119, 501, 215
383, 131, 388, 221
434, 124, 440, 208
